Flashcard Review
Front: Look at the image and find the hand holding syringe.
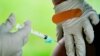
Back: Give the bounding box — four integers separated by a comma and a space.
16, 24, 55, 43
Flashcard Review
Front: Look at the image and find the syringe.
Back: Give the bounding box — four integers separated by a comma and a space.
31, 29, 53, 43
16, 24, 54, 43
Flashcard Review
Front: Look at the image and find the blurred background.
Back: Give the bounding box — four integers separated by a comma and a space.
0, 0, 100, 56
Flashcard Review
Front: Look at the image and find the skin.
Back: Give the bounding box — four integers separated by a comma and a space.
52, 37, 96, 56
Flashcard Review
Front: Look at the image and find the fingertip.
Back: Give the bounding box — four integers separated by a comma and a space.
23, 20, 31, 32
84, 28, 94, 44
92, 17, 100, 25
8, 13, 16, 23
9, 13, 15, 18
89, 12, 100, 25
86, 36, 94, 44
24, 20, 31, 26
4, 13, 16, 28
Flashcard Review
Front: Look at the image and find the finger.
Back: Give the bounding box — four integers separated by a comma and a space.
0, 13, 16, 33
89, 11, 99, 25
14, 20, 31, 40
73, 33, 85, 56
7, 13, 16, 26
15, 20, 31, 36
64, 34, 75, 56
83, 19, 94, 44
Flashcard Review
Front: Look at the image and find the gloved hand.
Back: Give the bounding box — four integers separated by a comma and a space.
52, 0, 99, 56
0, 13, 31, 56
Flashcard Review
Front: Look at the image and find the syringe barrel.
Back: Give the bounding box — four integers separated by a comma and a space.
31, 30, 45, 39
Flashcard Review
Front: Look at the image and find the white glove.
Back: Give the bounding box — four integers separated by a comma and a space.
52, 0, 99, 56
0, 13, 31, 56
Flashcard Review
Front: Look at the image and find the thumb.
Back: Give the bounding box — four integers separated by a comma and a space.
14, 20, 31, 38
